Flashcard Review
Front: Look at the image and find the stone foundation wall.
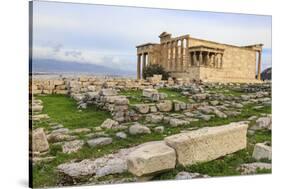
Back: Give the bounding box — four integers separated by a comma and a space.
30, 77, 145, 95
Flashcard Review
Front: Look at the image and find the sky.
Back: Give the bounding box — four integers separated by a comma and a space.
32, 0, 272, 72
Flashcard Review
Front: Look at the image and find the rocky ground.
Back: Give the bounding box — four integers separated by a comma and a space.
30, 76, 272, 188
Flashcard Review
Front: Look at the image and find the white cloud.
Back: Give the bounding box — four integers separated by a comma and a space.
33, 4, 272, 48
33, 45, 136, 71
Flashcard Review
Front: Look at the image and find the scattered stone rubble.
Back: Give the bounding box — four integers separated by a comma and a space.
31, 76, 272, 186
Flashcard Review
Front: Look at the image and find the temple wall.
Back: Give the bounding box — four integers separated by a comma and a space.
188, 38, 257, 83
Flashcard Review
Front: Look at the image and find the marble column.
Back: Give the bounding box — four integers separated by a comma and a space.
199, 51, 203, 66
164, 43, 169, 69
185, 39, 189, 67
169, 42, 174, 71
147, 53, 150, 66
212, 54, 215, 67
174, 40, 178, 71
206, 52, 210, 67
215, 54, 219, 68
257, 51, 262, 80
220, 53, 223, 68
180, 39, 184, 70
193, 52, 197, 66
142, 53, 146, 78
137, 54, 141, 79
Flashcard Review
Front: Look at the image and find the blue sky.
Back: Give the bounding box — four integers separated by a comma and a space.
32, 1, 272, 71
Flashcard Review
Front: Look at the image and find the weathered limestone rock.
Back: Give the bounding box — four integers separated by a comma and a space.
116, 132, 127, 139
175, 171, 209, 180
58, 147, 137, 179
252, 115, 272, 130
127, 141, 176, 176
129, 123, 151, 135
212, 108, 227, 118
146, 114, 163, 123
156, 100, 173, 112
114, 97, 129, 105
100, 119, 119, 129
32, 114, 50, 121
32, 156, 56, 165
164, 122, 248, 166
133, 104, 150, 114
192, 93, 208, 101
47, 133, 77, 143
51, 128, 69, 134
252, 142, 272, 160
149, 105, 158, 113
173, 100, 186, 111
31, 104, 43, 113
62, 140, 85, 154
32, 128, 49, 153
154, 126, 164, 133
87, 137, 112, 147
169, 118, 189, 127
143, 88, 158, 98
238, 163, 272, 175
71, 93, 85, 102
70, 128, 91, 134
100, 88, 117, 96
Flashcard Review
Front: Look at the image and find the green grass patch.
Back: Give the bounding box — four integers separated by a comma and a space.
119, 90, 145, 104
36, 95, 111, 129
158, 88, 189, 103
207, 86, 246, 97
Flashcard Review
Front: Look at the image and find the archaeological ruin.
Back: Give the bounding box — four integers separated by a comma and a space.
136, 32, 263, 83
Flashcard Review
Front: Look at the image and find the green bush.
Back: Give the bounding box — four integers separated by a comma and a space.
142, 64, 170, 80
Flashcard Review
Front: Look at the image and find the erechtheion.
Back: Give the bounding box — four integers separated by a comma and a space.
136, 32, 263, 83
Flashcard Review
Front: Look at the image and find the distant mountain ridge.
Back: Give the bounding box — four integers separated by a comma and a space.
31, 59, 134, 76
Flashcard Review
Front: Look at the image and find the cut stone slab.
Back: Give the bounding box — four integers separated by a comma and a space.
164, 122, 248, 166
70, 128, 91, 134
146, 114, 163, 123
51, 128, 69, 134
169, 118, 189, 127
100, 88, 117, 96
47, 133, 77, 143
100, 118, 119, 129
252, 142, 272, 160
129, 123, 151, 135
32, 114, 49, 121
143, 88, 158, 98
32, 128, 49, 153
87, 137, 112, 147
62, 140, 85, 154
252, 116, 272, 130
156, 100, 173, 112
127, 141, 176, 177
31, 104, 43, 112
133, 104, 150, 114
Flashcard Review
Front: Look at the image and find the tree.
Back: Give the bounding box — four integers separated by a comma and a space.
142, 64, 170, 80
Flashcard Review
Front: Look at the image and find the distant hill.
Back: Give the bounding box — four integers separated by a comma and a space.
261, 67, 272, 80
30, 59, 134, 76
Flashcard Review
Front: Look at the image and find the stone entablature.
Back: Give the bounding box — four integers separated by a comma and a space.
136, 32, 263, 83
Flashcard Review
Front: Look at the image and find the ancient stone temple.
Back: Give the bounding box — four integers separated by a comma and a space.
136, 32, 263, 83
